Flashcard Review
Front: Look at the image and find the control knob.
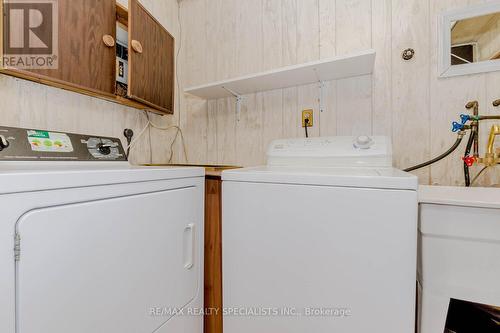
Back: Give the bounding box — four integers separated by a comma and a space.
97, 143, 112, 155
0, 135, 10, 151
354, 136, 374, 149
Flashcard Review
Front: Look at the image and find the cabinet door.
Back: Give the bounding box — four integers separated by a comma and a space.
128, 0, 174, 114
2, 0, 116, 95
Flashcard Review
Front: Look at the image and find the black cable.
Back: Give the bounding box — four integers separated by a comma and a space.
404, 136, 464, 172
463, 130, 474, 187
304, 119, 309, 138
123, 128, 134, 159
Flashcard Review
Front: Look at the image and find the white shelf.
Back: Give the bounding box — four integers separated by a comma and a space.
184, 49, 376, 99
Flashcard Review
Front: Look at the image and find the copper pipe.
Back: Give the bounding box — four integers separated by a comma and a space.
478, 115, 500, 120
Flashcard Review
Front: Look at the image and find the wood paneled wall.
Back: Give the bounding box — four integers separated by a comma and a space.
179, 0, 500, 186
0, 0, 181, 165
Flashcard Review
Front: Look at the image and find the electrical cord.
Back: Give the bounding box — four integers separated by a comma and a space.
470, 166, 489, 186
176, 1, 182, 118
148, 121, 188, 164
145, 111, 153, 163
304, 118, 310, 138
123, 129, 134, 158
404, 134, 464, 172
126, 112, 188, 164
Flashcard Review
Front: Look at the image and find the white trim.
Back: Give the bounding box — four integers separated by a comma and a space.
439, 1, 500, 78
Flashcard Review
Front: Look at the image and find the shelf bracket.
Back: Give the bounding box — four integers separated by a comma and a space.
319, 80, 326, 113
222, 86, 243, 121
313, 68, 326, 113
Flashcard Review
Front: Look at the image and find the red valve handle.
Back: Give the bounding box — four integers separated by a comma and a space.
462, 156, 476, 167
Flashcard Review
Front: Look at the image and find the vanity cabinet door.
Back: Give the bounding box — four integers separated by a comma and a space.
128, 0, 174, 114
2, 0, 117, 96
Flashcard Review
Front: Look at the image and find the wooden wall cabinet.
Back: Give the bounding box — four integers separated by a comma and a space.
127, 0, 174, 113
0, 0, 174, 114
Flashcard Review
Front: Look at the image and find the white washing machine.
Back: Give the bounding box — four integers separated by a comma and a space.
222, 136, 418, 333
0, 126, 204, 333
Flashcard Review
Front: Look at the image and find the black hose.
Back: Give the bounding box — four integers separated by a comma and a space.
463, 131, 474, 187
404, 136, 464, 172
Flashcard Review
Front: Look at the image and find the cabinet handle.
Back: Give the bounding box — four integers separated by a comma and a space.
102, 35, 115, 48
131, 40, 143, 54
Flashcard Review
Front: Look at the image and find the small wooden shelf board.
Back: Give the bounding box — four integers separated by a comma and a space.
184, 49, 376, 99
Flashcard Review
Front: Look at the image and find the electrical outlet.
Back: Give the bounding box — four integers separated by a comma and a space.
302, 109, 313, 128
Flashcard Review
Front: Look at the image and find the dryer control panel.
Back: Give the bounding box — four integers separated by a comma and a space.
0, 126, 127, 161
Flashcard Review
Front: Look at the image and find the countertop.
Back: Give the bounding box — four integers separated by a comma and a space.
141, 164, 241, 177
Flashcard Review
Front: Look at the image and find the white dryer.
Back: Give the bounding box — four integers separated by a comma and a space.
0, 126, 204, 333
222, 136, 418, 333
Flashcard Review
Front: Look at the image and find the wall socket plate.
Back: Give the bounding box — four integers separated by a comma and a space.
302, 109, 313, 127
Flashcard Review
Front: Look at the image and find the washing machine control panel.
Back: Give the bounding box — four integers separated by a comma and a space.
267, 136, 393, 167
0, 126, 127, 161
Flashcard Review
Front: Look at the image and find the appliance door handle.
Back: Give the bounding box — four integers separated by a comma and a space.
183, 224, 195, 270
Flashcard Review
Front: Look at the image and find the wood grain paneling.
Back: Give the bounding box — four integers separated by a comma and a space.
336, 0, 372, 138
178, 0, 500, 186
371, 0, 392, 136
128, 0, 174, 113
391, 0, 431, 184
236, 92, 264, 166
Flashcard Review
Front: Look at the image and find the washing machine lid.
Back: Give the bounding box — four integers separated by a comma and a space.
419, 185, 500, 209
222, 166, 418, 190
267, 136, 392, 167
0, 162, 204, 194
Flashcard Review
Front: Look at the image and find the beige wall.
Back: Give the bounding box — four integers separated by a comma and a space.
0, 0, 181, 165
180, 0, 500, 186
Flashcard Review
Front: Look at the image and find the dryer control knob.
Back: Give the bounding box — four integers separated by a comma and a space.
354, 136, 373, 149
97, 143, 112, 156
0, 135, 10, 151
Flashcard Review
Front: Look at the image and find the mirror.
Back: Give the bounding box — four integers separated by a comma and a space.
451, 12, 500, 65
439, 3, 500, 77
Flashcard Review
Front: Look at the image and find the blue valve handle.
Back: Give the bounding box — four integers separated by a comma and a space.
452, 121, 464, 132
460, 114, 470, 124
451, 114, 472, 132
